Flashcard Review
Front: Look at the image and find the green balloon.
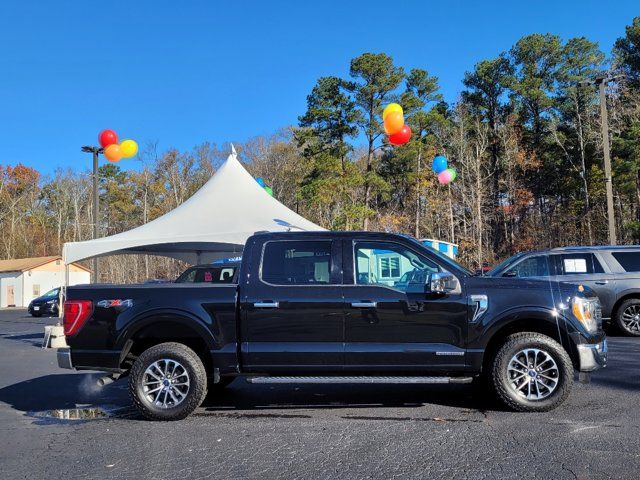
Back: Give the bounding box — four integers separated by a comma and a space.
265, 186, 273, 196
447, 168, 457, 182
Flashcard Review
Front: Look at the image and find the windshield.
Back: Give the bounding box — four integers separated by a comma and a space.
42, 288, 59, 298
406, 237, 473, 276
487, 252, 526, 276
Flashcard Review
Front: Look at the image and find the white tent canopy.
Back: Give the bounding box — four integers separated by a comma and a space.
63, 147, 324, 265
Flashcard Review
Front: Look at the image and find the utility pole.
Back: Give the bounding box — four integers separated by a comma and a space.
595, 75, 617, 245
81, 146, 103, 282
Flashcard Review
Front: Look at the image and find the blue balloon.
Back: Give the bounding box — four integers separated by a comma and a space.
432, 155, 448, 174
256, 177, 266, 187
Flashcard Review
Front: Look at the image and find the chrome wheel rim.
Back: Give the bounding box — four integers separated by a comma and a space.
142, 359, 190, 409
507, 348, 559, 401
621, 305, 640, 333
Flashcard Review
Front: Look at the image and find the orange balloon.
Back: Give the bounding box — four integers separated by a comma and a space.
104, 144, 122, 162
384, 111, 404, 135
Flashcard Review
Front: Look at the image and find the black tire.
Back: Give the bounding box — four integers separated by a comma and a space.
490, 332, 573, 412
614, 298, 640, 337
129, 342, 207, 421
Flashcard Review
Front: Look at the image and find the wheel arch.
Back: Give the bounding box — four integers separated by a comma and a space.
481, 314, 578, 372
117, 311, 216, 375
611, 291, 640, 320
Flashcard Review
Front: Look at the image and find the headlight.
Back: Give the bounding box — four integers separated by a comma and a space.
572, 296, 601, 333
46, 300, 56, 305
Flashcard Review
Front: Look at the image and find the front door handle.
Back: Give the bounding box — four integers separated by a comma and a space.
254, 301, 279, 308
595, 281, 609, 285
351, 301, 377, 308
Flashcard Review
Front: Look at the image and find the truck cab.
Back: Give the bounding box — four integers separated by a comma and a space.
59, 231, 607, 420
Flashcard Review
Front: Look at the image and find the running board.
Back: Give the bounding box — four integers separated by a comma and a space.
246, 376, 473, 385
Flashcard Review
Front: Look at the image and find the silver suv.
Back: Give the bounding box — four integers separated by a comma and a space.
488, 246, 640, 336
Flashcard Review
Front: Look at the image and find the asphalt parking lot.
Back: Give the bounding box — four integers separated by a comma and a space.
0, 308, 638, 480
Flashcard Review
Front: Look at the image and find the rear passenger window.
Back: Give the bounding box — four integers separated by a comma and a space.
261, 241, 333, 285
612, 252, 640, 272
559, 254, 603, 275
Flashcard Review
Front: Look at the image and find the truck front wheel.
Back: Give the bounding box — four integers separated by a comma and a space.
129, 342, 208, 420
490, 333, 573, 412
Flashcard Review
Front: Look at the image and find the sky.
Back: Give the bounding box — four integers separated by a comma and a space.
0, 0, 637, 175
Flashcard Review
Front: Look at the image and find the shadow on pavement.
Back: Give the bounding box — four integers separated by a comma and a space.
0, 332, 46, 348
0, 372, 501, 418
0, 373, 130, 414
201, 380, 500, 413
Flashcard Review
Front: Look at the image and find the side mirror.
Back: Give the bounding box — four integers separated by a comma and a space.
427, 271, 460, 294
503, 270, 517, 278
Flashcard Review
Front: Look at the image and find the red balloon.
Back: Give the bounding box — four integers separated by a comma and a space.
389, 125, 412, 146
98, 129, 118, 148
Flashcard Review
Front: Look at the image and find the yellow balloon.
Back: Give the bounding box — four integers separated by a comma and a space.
120, 139, 138, 158
383, 103, 403, 120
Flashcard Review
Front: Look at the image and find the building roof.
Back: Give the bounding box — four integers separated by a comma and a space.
0, 256, 62, 273
0, 256, 91, 273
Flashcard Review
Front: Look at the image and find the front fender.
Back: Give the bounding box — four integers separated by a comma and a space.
473, 305, 564, 348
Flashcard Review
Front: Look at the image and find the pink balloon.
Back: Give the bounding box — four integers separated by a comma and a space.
438, 170, 453, 185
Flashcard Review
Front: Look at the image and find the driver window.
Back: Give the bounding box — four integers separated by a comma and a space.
354, 241, 439, 292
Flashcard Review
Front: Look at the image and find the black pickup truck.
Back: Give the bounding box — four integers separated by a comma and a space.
58, 231, 607, 420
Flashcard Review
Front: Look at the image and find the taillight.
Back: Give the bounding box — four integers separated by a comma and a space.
63, 300, 93, 336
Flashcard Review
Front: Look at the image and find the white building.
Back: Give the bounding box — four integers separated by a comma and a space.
0, 256, 90, 307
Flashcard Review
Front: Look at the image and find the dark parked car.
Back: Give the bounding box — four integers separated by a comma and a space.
58, 231, 606, 420
175, 261, 239, 284
28, 287, 60, 317
488, 246, 640, 336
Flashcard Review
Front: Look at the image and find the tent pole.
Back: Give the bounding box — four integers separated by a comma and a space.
60, 264, 69, 321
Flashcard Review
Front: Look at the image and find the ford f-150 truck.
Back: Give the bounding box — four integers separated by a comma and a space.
58, 231, 607, 420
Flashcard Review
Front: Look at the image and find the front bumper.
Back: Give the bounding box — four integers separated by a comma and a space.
577, 339, 607, 372
29, 303, 58, 315
57, 348, 74, 370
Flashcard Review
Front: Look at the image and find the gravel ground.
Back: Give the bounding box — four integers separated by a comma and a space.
0, 308, 638, 480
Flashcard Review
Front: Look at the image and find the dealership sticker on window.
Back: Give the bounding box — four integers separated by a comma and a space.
564, 258, 587, 273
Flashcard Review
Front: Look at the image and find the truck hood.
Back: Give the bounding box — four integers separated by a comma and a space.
464, 275, 598, 303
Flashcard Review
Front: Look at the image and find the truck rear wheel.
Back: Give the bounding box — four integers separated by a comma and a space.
129, 342, 207, 421
490, 333, 573, 412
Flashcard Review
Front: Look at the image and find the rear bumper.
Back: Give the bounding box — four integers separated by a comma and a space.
57, 348, 74, 369
577, 339, 607, 372
59, 349, 123, 373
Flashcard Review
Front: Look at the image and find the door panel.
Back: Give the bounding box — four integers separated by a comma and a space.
343, 240, 468, 372
343, 285, 467, 370
551, 253, 617, 318
241, 239, 344, 372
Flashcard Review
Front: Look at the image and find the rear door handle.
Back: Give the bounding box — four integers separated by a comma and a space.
351, 301, 377, 308
595, 281, 609, 285
254, 301, 279, 308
